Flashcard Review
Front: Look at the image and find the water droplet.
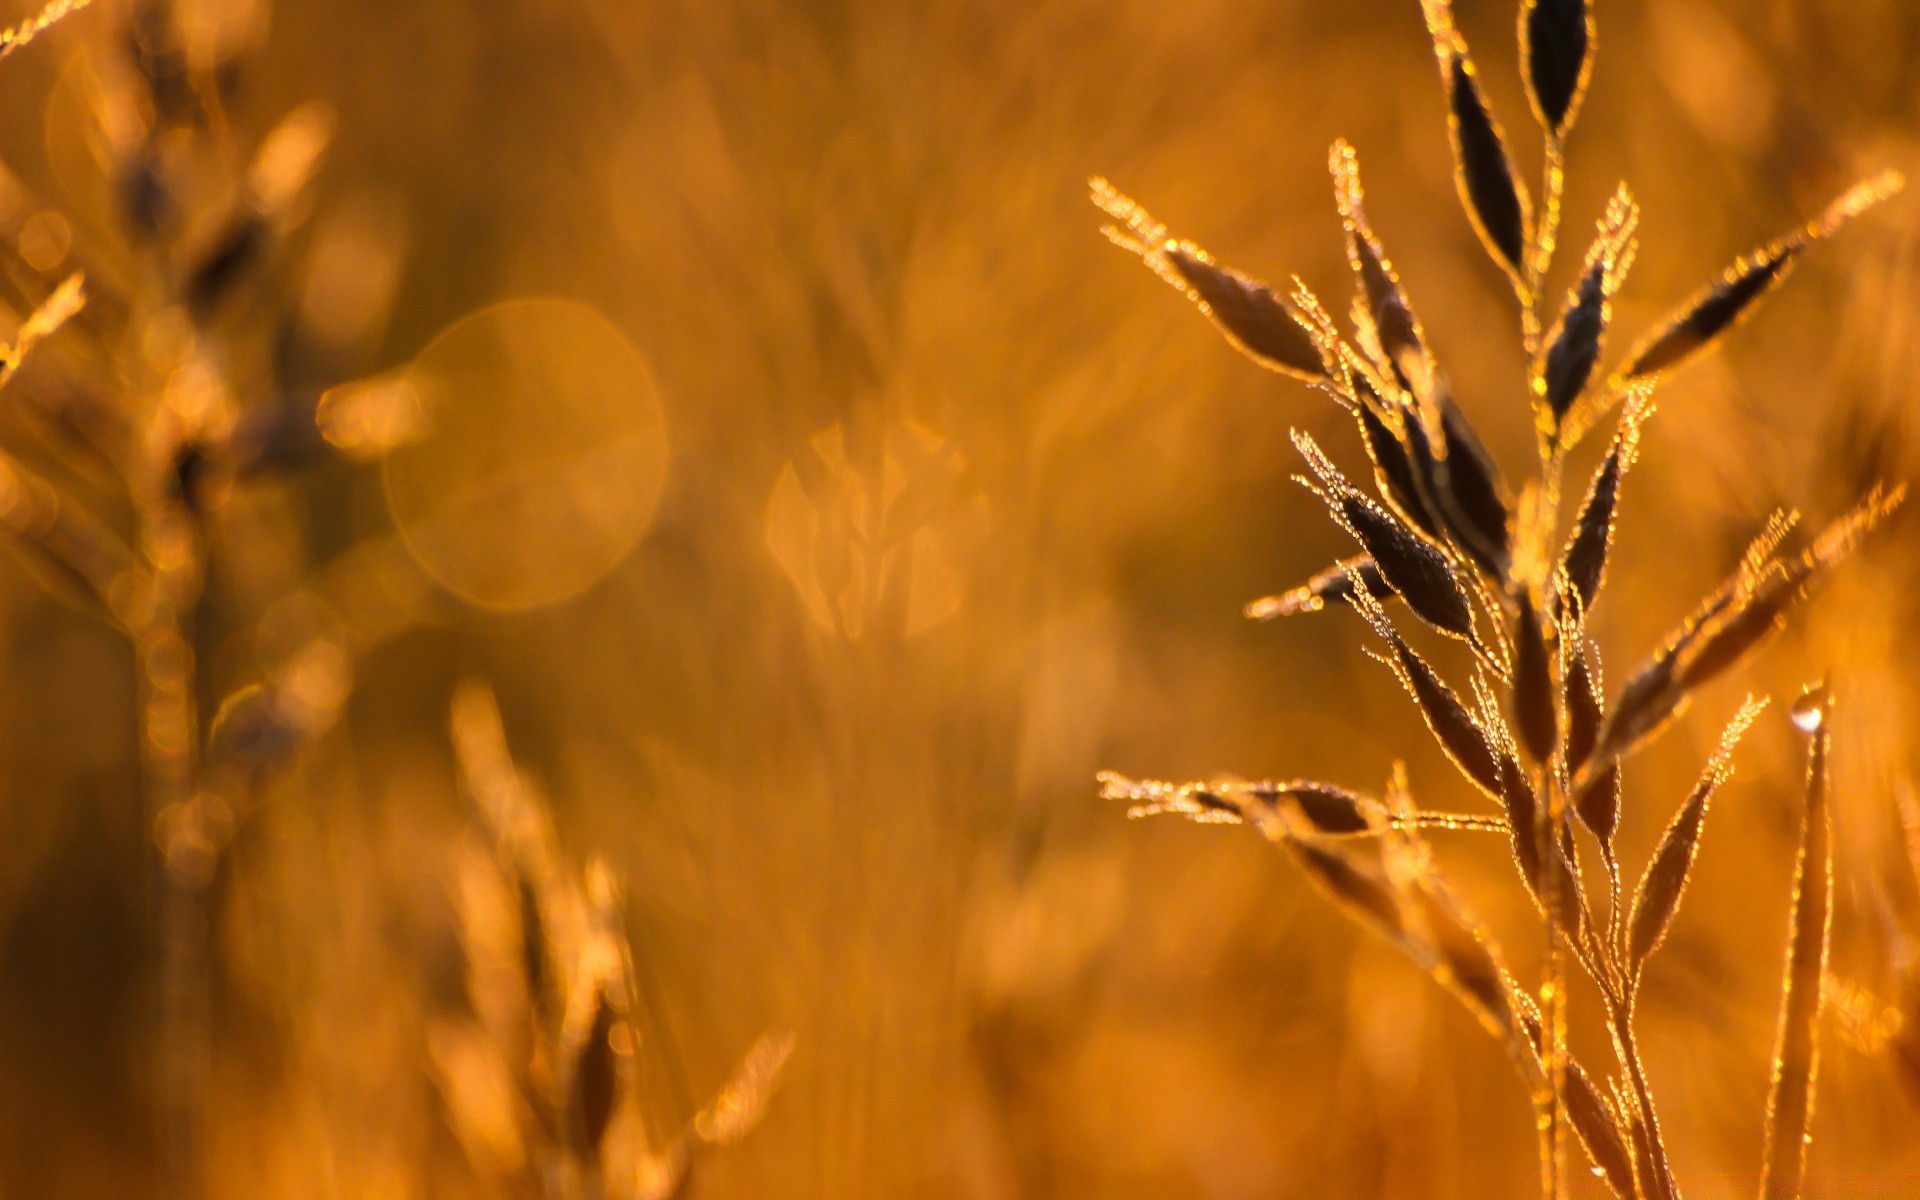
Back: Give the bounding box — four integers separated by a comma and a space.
1790, 685, 1829, 733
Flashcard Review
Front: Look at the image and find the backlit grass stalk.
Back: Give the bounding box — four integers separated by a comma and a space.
1093, 0, 1902, 1196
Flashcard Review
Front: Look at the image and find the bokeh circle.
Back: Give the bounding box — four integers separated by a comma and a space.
383, 298, 668, 610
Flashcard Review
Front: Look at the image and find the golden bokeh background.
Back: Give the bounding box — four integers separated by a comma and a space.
0, 0, 1917, 1197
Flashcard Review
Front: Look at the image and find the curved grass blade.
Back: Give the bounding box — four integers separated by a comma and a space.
1295, 430, 1480, 644
1758, 684, 1834, 1200
1423, 1, 1533, 282
1560, 386, 1654, 613
1626, 696, 1767, 975
1246, 555, 1394, 620
695, 1030, 795, 1148
1521, 0, 1595, 137
1623, 172, 1905, 379
1537, 189, 1638, 435
1091, 179, 1326, 380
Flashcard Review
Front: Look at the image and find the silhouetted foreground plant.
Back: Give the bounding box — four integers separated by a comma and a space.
0, 2, 405, 1194
1093, 1, 1903, 1197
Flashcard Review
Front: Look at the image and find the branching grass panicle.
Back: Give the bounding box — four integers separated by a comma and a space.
1094, 1, 1904, 1196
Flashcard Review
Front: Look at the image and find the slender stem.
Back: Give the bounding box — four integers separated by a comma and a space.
139, 503, 207, 1200
1523, 137, 1568, 359
1538, 786, 1570, 1199
1613, 1013, 1677, 1200
140, 583, 206, 1190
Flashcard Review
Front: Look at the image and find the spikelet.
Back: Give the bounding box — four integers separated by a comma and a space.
1623, 172, 1905, 379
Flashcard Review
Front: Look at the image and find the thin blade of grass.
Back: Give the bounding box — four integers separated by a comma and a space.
1757, 684, 1834, 1200
695, 1031, 795, 1147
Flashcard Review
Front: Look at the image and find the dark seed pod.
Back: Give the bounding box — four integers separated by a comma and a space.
1349, 379, 1441, 539
517, 874, 548, 1015
1545, 819, 1589, 941
1245, 555, 1394, 620
1565, 1060, 1637, 1197
1164, 247, 1327, 380
187, 214, 270, 315
1541, 265, 1606, 425
1296, 432, 1478, 643
1561, 391, 1652, 613
1403, 397, 1512, 581
1537, 188, 1637, 431
1513, 593, 1557, 764
1273, 781, 1377, 836
205, 683, 304, 779
1625, 246, 1799, 380
1562, 638, 1602, 774
1352, 590, 1504, 800
1423, 10, 1532, 280
569, 988, 621, 1160
1624, 173, 1903, 379
1435, 399, 1512, 577
1499, 755, 1543, 899
1573, 761, 1620, 854
1330, 140, 1430, 386
1284, 837, 1405, 940
1627, 699, 1765, 971
1090, 179, 1326, 380
1401, 869, 1514, 1035
1521, 0, 1594, 137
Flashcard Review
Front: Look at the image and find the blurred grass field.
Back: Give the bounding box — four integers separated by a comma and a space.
0, 0, 1917, 1196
